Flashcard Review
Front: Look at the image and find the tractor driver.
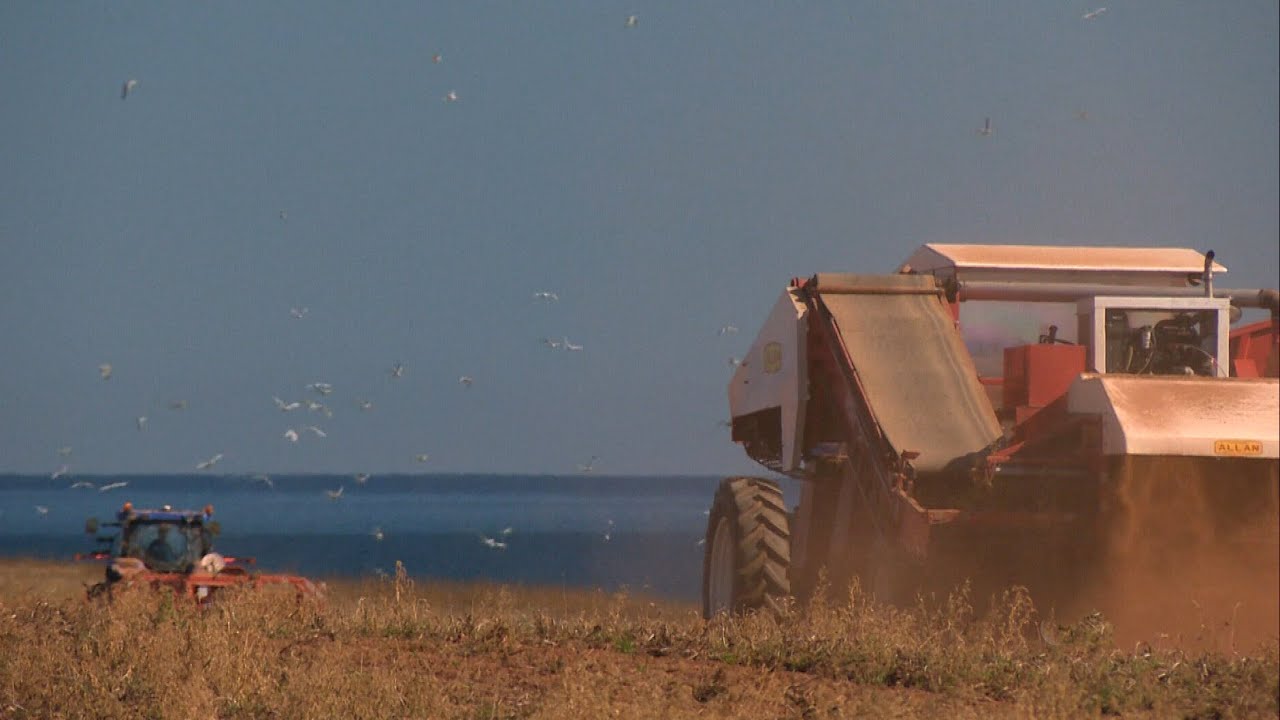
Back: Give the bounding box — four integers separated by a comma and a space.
145, 525, 182, 568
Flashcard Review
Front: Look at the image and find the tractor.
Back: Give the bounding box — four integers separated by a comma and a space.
80, 502, 322, 604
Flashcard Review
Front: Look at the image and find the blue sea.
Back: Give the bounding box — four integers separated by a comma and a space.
0, 474, 739, 601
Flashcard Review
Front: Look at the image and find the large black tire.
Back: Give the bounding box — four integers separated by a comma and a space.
702, 477, 791, 619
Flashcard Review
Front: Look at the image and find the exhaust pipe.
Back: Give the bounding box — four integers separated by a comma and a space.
1203, 249, 1215, 299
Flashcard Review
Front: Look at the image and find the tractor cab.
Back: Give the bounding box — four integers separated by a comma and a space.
86, 503, 219, 574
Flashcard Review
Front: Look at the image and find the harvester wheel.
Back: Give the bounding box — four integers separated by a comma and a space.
702, 477, 791, 619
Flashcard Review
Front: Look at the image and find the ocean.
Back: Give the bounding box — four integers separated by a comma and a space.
0, 474, 749, 601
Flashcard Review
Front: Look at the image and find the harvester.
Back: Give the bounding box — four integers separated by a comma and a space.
703, 244, 1279, 624
80, 502, 322, 604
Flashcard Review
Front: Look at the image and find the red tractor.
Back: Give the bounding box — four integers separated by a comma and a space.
80, 502, 322, 604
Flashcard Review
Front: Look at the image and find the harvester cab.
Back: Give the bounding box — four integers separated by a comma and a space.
705, 244, 1279, 631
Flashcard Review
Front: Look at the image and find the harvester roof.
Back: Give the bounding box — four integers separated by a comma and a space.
900, 244, 1226, 287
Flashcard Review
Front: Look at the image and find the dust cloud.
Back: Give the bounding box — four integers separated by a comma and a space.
1077, 457, 1279, 652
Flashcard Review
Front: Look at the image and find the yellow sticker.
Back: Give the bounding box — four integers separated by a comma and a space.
1213, 439, 1263, 456
763, 342, 783, 374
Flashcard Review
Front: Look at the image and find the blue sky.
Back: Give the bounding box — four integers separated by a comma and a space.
2, 2, 1276, 475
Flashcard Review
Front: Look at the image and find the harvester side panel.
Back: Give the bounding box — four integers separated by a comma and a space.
815, 274, 1003, 475
728, 288, 809, 472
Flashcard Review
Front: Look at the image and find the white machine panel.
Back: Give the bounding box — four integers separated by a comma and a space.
728, 288, 808, 472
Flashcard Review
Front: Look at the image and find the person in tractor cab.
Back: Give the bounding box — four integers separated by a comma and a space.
145, 525, 184, 568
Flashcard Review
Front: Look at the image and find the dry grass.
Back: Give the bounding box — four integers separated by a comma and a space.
0, 559, 1275, 719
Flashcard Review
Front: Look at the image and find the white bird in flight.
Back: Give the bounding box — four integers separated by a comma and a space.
196, 453, 224, 470
99, 363, 113, 380
444, 90, 459, 103
431, 52, 442, 64
35, 505, 50, 517
69, 480, 96, 490
480, 535, 507, 550
717, 325, 739, 336
390, 362, 405, 379
415, 453, 430, 463
533, 291, 559, 302
121, 79, 137, 100
136, 416, 147, 431
274, 396, 302, 412
562, 338, 583, 352
978, 117, 993, 137
355, 473, 370, 485
728, 357, 743, 367
307, 382, 334, 396
540, 337, 563, 349
290, 307, 308, 319
371, 526, 385, 542
625, 14, 639, 28
326, 486, 344, 500
603, 519, 614, 542
99, 481, 128, 493
284, 429, 299, 443
357, 399, 374, 411
306, 400, 333, 417
252, 474, 274, 490
1082, 7, 1107, 20
57, 446, 73, 457
304, 425, 327, 438
51, 465, 70, 481
459, 375, 474, 388
578, 456, 598, 473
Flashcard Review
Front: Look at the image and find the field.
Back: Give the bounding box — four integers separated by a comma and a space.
0, 559, 1275, 719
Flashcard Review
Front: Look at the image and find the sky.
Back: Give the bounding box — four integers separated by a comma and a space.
1, 2, 1277, 476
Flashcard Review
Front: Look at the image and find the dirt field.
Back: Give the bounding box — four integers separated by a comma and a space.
0, 559, 1275, 719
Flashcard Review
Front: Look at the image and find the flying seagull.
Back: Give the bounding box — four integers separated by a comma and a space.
371, 526, 385, 542
357, 399, 374, 411
578, 456, 598, 474
284, 429, 299, 443
432, 53, 442, 64
35, 505, 50, 517
325, 486, 344, 500
274, 396, 302, 412
390, 362, 405, 379
290, 307, 308, 319
978, 117, 993, 137
69, 481, 96, 490
121, 79, 137, 100
717, 325, 739, 336
480, 535, 507, 550
306, 382, 334, 396
303, 425, 327, 438
415, 453, 430, 463
459, 375, 474, 388
136, 416, 147, 431
540, 337, 563, 349
562, 338, 583, 352
625, 15, 639, 28
196, 453, 224, 470
99, 481, 128, 493
355, 473, 370, 485
99, 363, 113, 380
533, 291, 559, 302
51, 464, 70, 481
252, 474, 274, 490
306, 400, 333, 417
1082, 7, 1107, 20
444, 90, 459, 103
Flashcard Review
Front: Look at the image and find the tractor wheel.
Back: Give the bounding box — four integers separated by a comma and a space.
702, 477, 791, 619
